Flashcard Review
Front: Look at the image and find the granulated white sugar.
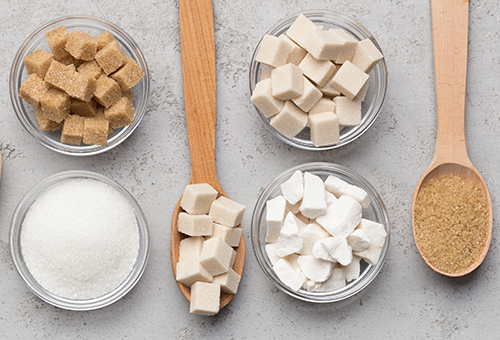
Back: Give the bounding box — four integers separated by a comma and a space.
21, 178, 139, 300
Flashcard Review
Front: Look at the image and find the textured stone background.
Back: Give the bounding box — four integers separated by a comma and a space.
0, 0, 499, 338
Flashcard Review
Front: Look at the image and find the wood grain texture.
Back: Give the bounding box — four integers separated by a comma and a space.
412, 0, 492, 277
171, 0, 245, 310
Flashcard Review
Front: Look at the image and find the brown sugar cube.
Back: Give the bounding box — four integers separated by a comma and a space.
95, 106, 114, 134
123, 89, 132, 100
40, 88, 70, 123
24, 49, 54, 79
95, 40, 127, 75
83, 116, 109, 145
45, 26, 74, 64
65, 72, 94, 102
93, 74, 122, 108
77, 60, 103, 82
110, 58, 144, 90
61, 114, 85, 145
19, 74, 50, 107
96, 31, 117, 51
65, 31, 97, 61
34, 106, 63, 131
70, 97, 98, 117
44, 60, 75, 91
104, 96, 135, 129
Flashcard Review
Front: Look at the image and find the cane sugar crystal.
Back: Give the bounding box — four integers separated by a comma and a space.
93, 75, 122, 108
24, 49, 54, 79
83, 116, 109, 145
104, 96, 135, 129
20, 178, 139, 300
177, 212, 213, 237
65, 31, 97, 61
190, 282, 220, 316
19, 74, 49, 107
209, 196, 246, 228
110, 58, 145, 91
40, 88, 70, 123
95, 40, 127, 75
180, 183, 219, 215
61, 114, 85, 145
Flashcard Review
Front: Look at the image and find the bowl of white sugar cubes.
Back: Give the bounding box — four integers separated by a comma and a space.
249, 10, 387, 150
10, 171, 149, 310
251, 163, 390, 302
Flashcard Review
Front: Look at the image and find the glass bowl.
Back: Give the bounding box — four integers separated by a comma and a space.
251, 162, 390, 302
9, 15, 150, 156
249, 10, 387, 151
10, 170, 150, 311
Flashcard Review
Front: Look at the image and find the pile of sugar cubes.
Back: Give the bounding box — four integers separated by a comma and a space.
19, 26, 144, 146
251, 13, 384, 147
175, 183, 246, 315
265, 171, 387, 292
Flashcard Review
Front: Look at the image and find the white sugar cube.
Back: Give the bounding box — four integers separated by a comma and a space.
279, 34, 308, 65
355, 80, 369, 101
229, 247, 237, 268
309, 97, 336, 115
189, 282, 220, 315
177, 212, 213, 236
270, 100, 308, 139
318, 69, 341, 97
344, 256, 362, 282
260, 67, 272, 81
312, 240, 335, 262
316, 195, 362, 237
308, 111, 340, 147
347, 229, 371, 251
179, 236, 205, 262
299, 172, 327, 219
298, 53, 336, 87
176, 258, 213, 287
331, 61, 369, 100
286, 13, 319, 49
271, 63, 303, 100
265, 195, 288, 243
275, 212, 303, 257
273, 258, 305, 291
351, 38, 384, 73
213, 267, 241, 295
265, 243, 280, 265
330, 29, 358, 64
333, 96, 362, 126
325, 175, 370, 208
209, 196, 246, 227
304, 29, 345, 61
313, 265, 346, 291
320, 236, 353, 266
299, 222, 330, 255
291, 76, 322, 112
297, 255, 334, 282
280, 170, 304, 205
210, 223, 243, 247
251, 78, 284, 117
199, 236, 234, 276
255, 34, 291, 67
180, 183, 218, 215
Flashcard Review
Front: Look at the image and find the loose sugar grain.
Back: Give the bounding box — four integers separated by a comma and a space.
21, 178, 139, 300
414, 173, 489, 274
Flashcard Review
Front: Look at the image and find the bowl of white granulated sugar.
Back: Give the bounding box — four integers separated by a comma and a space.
9, 170, 149, 311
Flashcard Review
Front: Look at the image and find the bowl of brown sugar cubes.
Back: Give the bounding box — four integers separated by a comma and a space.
249, 10, 387, 150
10, 16, 149, 156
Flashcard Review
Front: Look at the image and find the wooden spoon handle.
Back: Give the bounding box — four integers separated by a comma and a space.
179, 0, 219, 187
431, 0, 470, 165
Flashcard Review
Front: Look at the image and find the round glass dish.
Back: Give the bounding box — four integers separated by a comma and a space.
10, 170, 150, 311
251, 162, 390, 302
249, 10, 387, 151
9, 15, 150, 156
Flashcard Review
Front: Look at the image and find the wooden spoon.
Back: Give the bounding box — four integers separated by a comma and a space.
171, 0, 245, 308
411, 0, 492, 277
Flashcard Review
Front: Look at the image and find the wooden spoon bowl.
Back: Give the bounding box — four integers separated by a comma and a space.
412, 0, 492, 277
171, 0, 245, 309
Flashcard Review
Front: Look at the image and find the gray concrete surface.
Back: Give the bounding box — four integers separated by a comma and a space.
0, 0, 499, 338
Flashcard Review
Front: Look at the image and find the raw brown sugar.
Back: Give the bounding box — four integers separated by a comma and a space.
414, 173, 489, 274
